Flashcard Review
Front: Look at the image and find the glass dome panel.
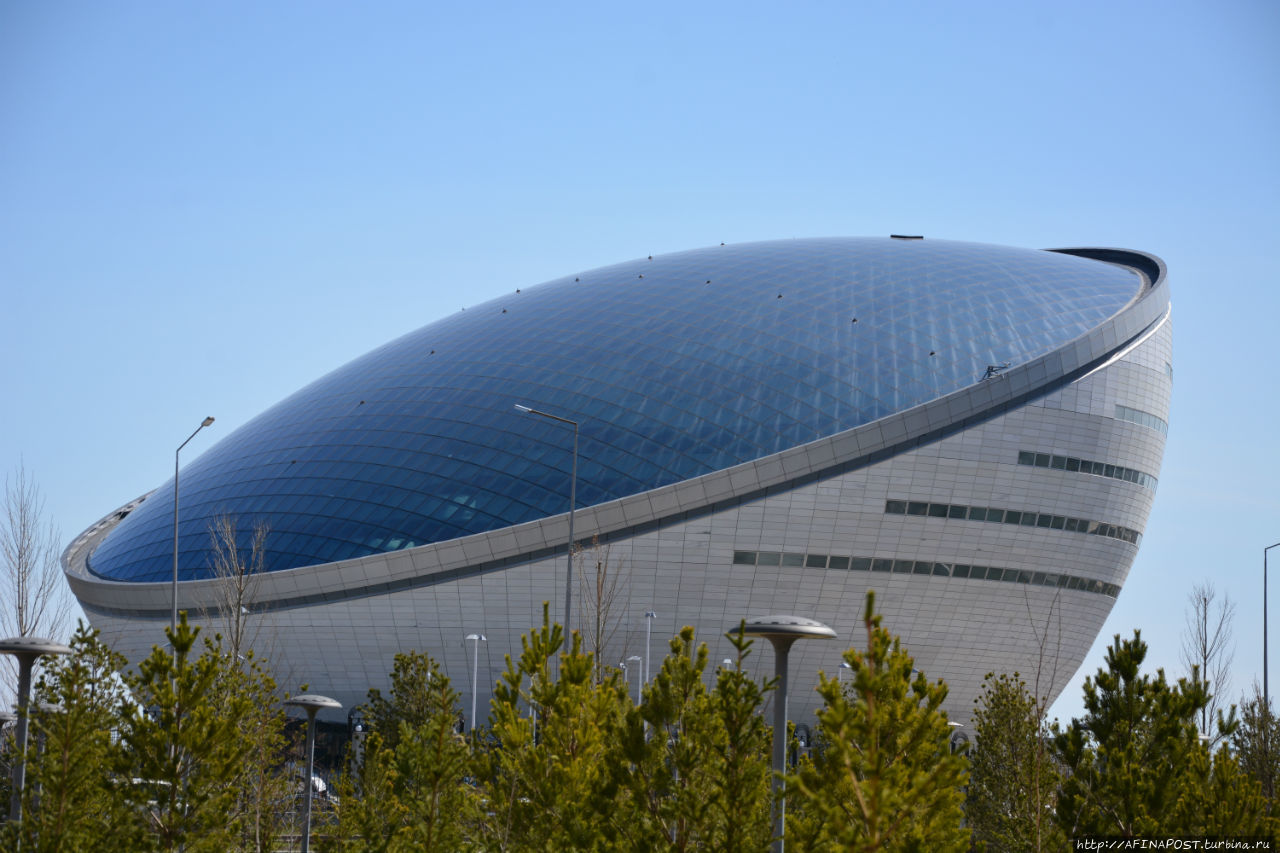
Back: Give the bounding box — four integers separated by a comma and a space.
88, 238, 1142, 582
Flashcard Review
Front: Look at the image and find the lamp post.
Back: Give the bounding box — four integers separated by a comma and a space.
838, 660, 853, 688
283, 693, 341, 853
948, 721, 968, 754
1, 636, 71, 823
733, 615, 836, 853
30, 703, 62, 815
627, 655, 643, 703
644, 610, 657, 687
173, 416, 215, 645
348, 707, 366, 771
514, 404, 578, 632
466, 633, 487, 740
1266, 542, 1280, 710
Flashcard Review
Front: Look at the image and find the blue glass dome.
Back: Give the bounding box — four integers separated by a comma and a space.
88, 237, 1144, 582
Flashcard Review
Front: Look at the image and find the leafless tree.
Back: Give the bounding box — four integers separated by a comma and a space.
1025, 587, 1063, 717
1, 462, 72, 700
1181, 581, 1236, 746
206, 514, 269, 661
575, 536, 631, 683
202, 514, 301, 693
201, 514, 304, 849
1023, 587, 1064, 852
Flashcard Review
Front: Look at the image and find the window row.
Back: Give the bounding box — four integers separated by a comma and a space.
730, 549, 1120, 598
1115, 404, 1168, 436
883, 499, 1141, 545
1017, 450, 1157, 490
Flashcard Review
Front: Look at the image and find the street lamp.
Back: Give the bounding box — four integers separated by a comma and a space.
838, 660, 852, 685
948, 721, 968, 754
514, 404, 579, 632
1, 636, 71, 823
466, 633, 487, 739
733, 615, 836, 853
173, 416, 215, 643
283, 693, 341, 853
627, 655, 643, 704
1265, 542, 1280, 710
644, 610, 658, 687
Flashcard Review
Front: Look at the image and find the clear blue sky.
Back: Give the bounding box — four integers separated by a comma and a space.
2, 0, 1277, 724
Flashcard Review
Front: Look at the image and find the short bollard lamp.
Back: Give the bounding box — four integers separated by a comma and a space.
283, 693, 342, 853
732, 615, 836, 853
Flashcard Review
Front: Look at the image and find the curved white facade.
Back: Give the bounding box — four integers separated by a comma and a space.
64, 241, 1171, 725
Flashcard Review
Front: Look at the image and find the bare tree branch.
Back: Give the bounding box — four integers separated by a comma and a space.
1, 461, 73, 701
1180, 581, 1236, 747
206, 514, 269, 661
575, 536, 631, 683
1023, 587, 1065, 852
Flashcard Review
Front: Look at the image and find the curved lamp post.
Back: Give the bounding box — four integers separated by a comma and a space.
173, 416, 215, 645
283, 693, 341, 853
1, 636, 71, 823
466, 633, 487, 740
732, 615, 836, 853
514, 404, 579, 633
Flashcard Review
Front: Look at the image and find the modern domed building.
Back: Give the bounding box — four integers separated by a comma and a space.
63, 237, 1171, 726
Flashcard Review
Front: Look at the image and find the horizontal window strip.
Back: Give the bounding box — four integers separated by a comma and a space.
1116, 404, 1168, 435
1017, 450, 1157, 491
884, 499, 1141, 546
730, 550, 1119, 598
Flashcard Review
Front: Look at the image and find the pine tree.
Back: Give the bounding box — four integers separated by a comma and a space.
327, 651, 479, 851
1054, 630, 1273, 838
788, 592, 968, 852
1166, 744, 1273, 836
5, 622, 139, 853
114, 614, 257, 852
324, 730, 405, 853
965, 672, 1064, 852
477, 604, 626, 851
223, 651, 291, 853
363, 650, 451, 753
604, 625, 773, 851
707, 630, 775, 852
1233, 687, 1280, 806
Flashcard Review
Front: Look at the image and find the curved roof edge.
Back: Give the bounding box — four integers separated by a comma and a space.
1049, 247, 1166, 293
65, 247, 1168, 619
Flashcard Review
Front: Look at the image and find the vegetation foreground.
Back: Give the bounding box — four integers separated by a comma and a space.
1, 592, 1277, 852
